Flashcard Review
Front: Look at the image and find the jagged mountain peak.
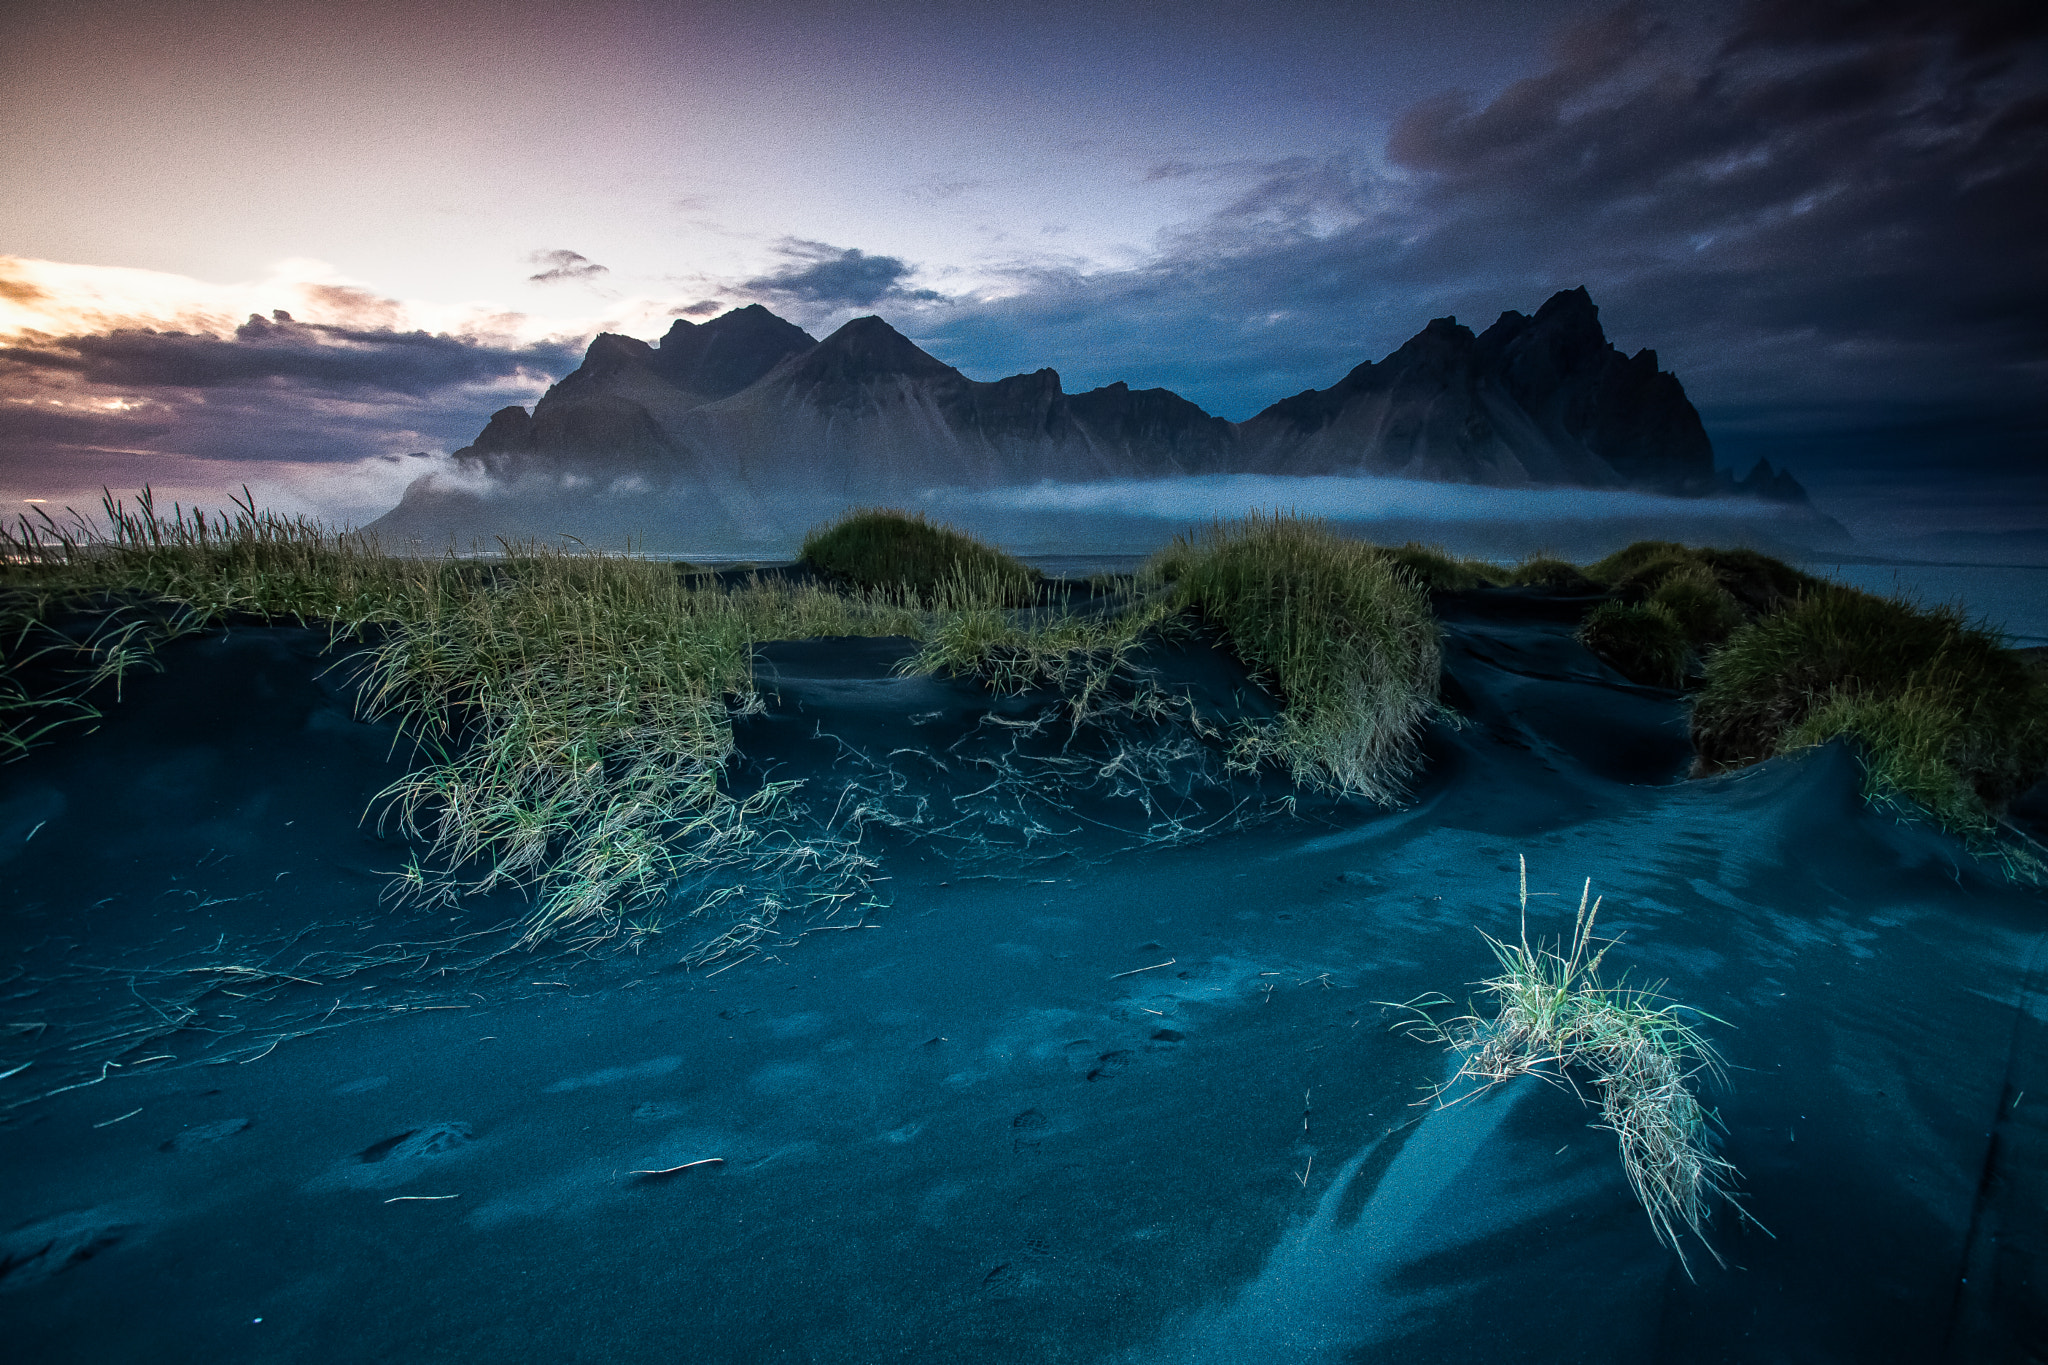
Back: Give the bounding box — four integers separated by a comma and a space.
651, 304, 816, 401
799, 315, 958, 381
378, 290, 1816, 552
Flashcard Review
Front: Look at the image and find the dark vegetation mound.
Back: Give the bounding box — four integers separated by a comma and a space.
800, 508, 1040, 602
1566, 540, 2046, 861
1692, 584, 2048, 843
1378, 541, 1507, 591
1577, 601, 1691, 689
1507, 555, 1597, 591
1576, 541, 1817, 683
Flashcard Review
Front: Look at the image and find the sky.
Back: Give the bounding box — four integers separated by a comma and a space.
1, 0, 2043, 540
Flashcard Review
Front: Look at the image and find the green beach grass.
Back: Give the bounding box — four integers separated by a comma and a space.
1692, 581, 2048, 857
1394, 859, 1755, 1277
15, 492, 2038, 941
800, 507, 1041, 603
1575, 541, 1805, 685
1148, 514, 1441, 803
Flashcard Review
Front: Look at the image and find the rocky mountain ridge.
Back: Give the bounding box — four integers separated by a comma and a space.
370, 289, 1810, 550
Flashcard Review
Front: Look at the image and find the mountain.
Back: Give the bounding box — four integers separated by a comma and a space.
367, 289, 1812, 551
1236, 288, 1722, 493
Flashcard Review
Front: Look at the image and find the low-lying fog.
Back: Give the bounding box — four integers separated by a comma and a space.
919, 475, 1846, 563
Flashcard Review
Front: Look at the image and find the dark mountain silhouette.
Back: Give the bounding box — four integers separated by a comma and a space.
368, 289, 1813, 550
1236, 288, 1723, 492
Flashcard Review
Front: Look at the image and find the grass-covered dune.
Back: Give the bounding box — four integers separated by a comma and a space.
8, 499, 2045, 957
1692, 582, 2048, 849
800, 507, 1043, 602
4, 497, 1451, 950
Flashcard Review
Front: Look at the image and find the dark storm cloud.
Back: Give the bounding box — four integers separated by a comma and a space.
744, 240, 941, 309
1, 312, 582, 397
527, 249, 610, 284
0, 316, 584, 504
919, 0, 2048, 496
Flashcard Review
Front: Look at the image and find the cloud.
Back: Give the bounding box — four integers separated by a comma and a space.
527, 249, 610, 284
0, 314, 584, 521
675, 299, 724, 317
0, 275, 49, 306
911, 0, 2048, 490
743, 239, 943, 309
1, 312, 580, 396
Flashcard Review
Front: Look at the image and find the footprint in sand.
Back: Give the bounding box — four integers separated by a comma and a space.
0, 1209, 134, 1291
1011, 1107, 1048, 1154
631, 1100, 690, 1122
159, 1117, 251, 1152
356, 1121, 473, 1163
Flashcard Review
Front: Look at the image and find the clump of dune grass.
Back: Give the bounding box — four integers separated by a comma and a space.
1393, 860, 1756, 1277
1147, 514, 1440, 803
1, 489, 426, 758
1584, 540, 1691, 592
1688, 547, 1824, 618
1585, 541, 1819, 620
1507, 554, 1595, 591
352, 545, 959, 946
905, 573, 1184, 729
801, 508, 1041, 603
2, 491, 942, 946
1575, 541, 1798, 683
1374, 541, 1507, 591
3, 487, 427, 625
1692, 582, 2048, 859
1577, 600, 1690, 688
1648, 565, 1744, 650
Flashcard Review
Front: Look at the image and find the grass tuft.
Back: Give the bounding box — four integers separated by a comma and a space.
1575, 541, 1812, 684
1392, 859, 1759, 1277
1583, 540, 1692, 588
801, 508, 1041, 603
1692, 583, 2048, 854
1577, 600, 1690, 688
1148, 514, 1440, 802
1508, 555, 1596, 591
1378, 541, 1509, 592
1647, 565, 1744, 650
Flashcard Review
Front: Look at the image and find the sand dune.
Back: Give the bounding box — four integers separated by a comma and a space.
1, 584, 2043, 1362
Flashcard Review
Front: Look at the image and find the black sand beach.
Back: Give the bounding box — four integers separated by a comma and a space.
3, 586, 2044, 1363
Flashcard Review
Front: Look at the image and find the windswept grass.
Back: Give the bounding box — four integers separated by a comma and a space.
1377, 541, 1508, 592
906, 577, 1184, 729
1392, 860, 1757, 1277
5, 495, 1455, 943
802, 507, 1041, 603
347, 549, 982, 947
3, 487, 424, 624
2, 492, 941, 947
1692, 583, 2048, 857
2, 489, 426, 759
1149, 514, 1440, 803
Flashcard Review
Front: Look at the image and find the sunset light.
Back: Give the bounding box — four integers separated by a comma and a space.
3, 5, 2045, 1357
